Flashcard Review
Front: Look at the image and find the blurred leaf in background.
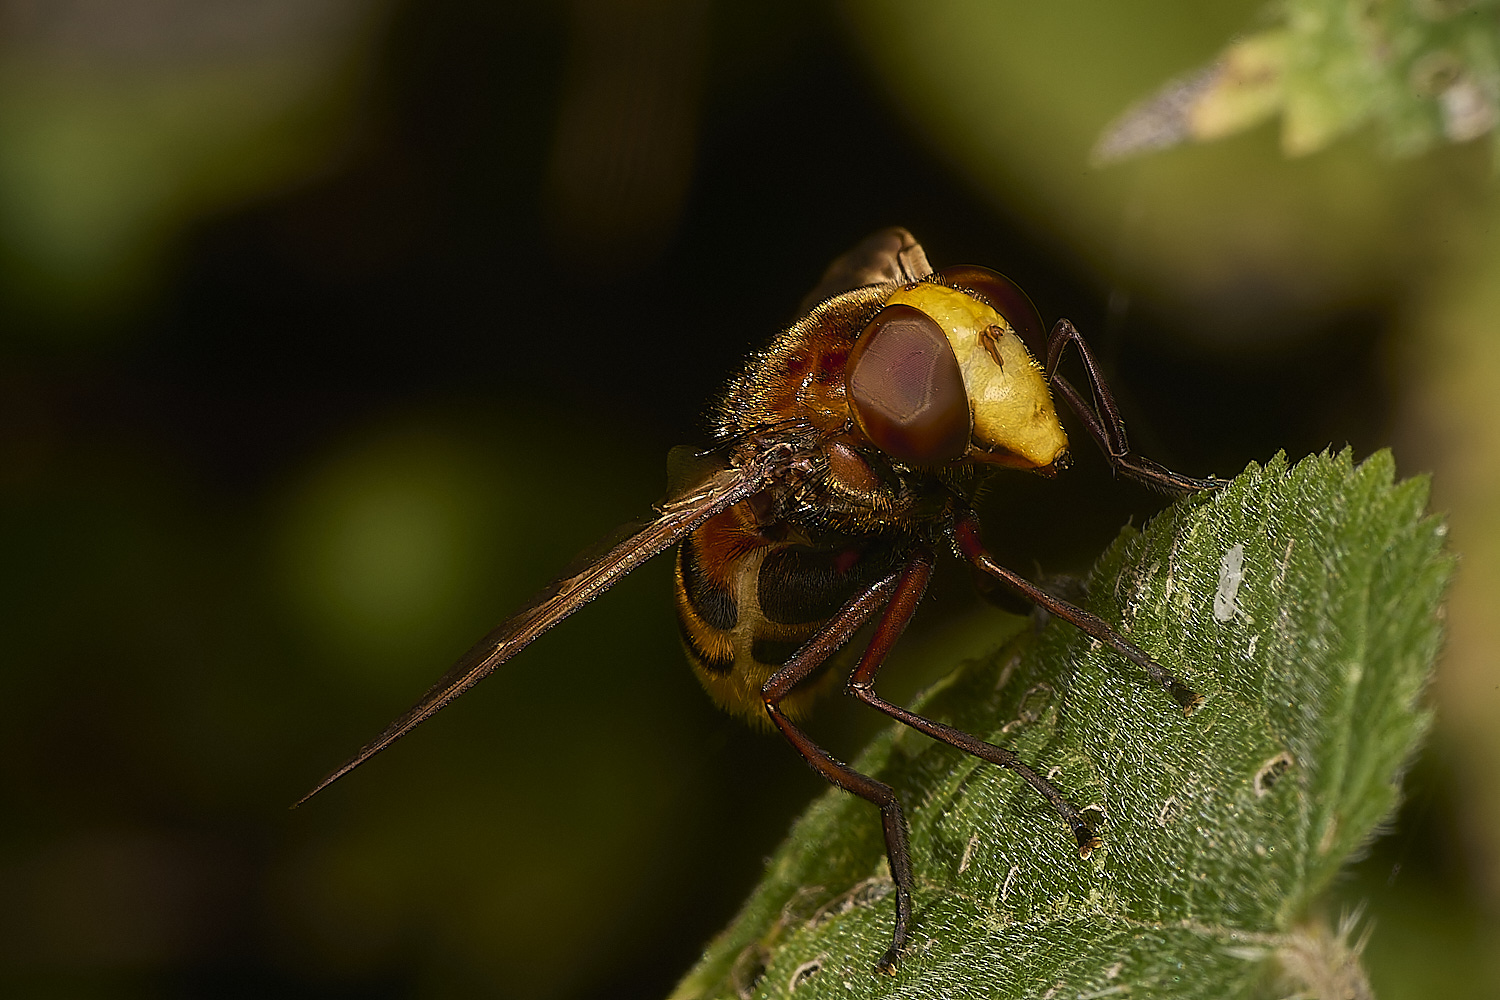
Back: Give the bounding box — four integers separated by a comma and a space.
0, 0, 387, 326
1095, 0, 1500, 162
274, 426, 505, 693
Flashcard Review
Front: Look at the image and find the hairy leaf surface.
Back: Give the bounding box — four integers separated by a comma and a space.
672, 451, 1450, 1000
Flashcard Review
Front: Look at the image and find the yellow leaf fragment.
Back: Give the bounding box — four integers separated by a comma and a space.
1093, 31, 1289, 163
1189, 32, 1290, 140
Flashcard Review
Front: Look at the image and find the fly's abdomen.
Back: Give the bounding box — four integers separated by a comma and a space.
674, 505, 902, 725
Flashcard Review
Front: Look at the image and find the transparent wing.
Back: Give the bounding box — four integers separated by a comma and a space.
796, 227, 933, 316
298, 449, 783, 804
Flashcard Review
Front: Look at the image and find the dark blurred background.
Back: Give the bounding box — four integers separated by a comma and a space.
1, 1, 1494, 998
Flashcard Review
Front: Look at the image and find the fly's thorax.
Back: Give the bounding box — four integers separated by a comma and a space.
884, 283, 1068, 470
712, 286, 891, 440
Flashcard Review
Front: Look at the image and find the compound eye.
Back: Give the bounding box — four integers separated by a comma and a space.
846, 304, 971, 464
937, 264, 1046, 356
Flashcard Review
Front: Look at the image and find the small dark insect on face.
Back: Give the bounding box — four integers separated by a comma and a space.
300, 228, 1220, 975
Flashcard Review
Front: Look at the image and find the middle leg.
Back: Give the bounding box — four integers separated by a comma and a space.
952, 506, 1204, 713
760, 569, 915, 974
843, 551, 1100, 856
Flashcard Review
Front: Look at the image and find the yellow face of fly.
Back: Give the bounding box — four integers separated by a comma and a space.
884, 283, 1068, 469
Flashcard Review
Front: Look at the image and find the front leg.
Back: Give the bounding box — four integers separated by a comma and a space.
952, 507, 1204, 714
1047, 318, 1222, 495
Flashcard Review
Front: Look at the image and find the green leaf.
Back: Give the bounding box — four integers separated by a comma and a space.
671, 451, 1450, 999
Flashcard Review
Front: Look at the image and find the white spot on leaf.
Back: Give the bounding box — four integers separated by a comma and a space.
958, 832, 980, 874
788, 957, 823, 991
1214, 543, 1245, 622
1254, 751, 1295, 797
1156, 795, 1180, 827
1000, 864, 1019, 903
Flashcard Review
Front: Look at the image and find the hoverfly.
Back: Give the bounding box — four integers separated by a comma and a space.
300, 228, 1217, 973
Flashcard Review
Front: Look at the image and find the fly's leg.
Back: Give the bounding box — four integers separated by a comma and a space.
953, 509, 1204, 714
1046, 318, 1221, 494
1045, 318, 1127, 457
845, 552, 1101, 856
760, 570, 915, 975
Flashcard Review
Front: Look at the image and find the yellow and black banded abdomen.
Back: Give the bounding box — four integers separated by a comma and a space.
674, 512, 903, 726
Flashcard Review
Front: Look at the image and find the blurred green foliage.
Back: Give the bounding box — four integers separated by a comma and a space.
1097, 0, 1500, 161
0, 1, 382, 322
275, 428, 506, 689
